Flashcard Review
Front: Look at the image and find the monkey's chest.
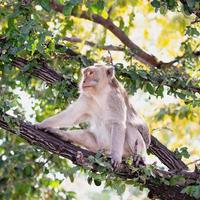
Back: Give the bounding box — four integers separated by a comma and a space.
89, 119, 111, 151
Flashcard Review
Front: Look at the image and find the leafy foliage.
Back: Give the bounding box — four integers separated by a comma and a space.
181, 184, 200, 199
0, 0, 200, 199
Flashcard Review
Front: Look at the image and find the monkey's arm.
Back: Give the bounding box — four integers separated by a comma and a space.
36, 95, 90, 129
111, 122, 126, 168
46, 129, 98, 152
108, 92, 127, 168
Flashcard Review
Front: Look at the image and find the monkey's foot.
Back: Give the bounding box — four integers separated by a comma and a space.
34, 123, 43, 130
76, 151, 85, 164
133, 154, 145, 167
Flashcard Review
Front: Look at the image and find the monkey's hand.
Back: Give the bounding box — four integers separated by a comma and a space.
34, 121, 50, 130
111, 153, 122, 169
42, 127, 70, 142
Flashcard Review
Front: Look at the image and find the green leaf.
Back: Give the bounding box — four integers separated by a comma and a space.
94, 179, 101, 186
63, 0, 81, 16
23, 165, 33, 177
69, 174, 75, 182
181, 185, 200, 199
87, 177, 93, 185
169, 176, 185, 186
116, 183, 126, 195
15, 182, 30, 195
138, 70, 148, 79
175, 147, 190, 159
88, 0, 104, 14
160, 5, 168, 15
49, 180, 60, 188
63, 3, 74, 16
177, 92, 186, 99
40, 0, 51, 12
151, 0, 160, 8
22, 64, 32, 72
186, 27, 200, 37
156, 85, 164, 97
146, 83, 154, 94
186, 0, 195, 9
167, 0, 177, 10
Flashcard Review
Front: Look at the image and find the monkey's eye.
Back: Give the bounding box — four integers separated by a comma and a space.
87, 71, 94, 76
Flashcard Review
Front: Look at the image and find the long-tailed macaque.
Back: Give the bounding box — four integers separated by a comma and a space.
35, 64, 151, 168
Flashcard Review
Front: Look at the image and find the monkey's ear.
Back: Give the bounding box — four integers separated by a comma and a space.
106, 67, 115, 77
81, 68, 86, 74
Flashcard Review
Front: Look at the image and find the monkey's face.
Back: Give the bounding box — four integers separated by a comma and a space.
81, 67, 100, 89
81, 64, 114, 92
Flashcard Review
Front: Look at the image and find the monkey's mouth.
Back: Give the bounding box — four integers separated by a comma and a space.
82, 85, 93, 88
82, 80, 98, 88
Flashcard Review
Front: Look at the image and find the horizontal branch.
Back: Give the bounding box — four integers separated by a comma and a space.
63, 36, 124, 51
12, 57, 65, 84
0, 114, 198, 200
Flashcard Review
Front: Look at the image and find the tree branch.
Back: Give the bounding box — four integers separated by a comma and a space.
50, 0, 160, 68
12, 57, 65, 84
180, 0, 200, 18
49, 0, 200, 73
63, 36, 124, 51
0, 114, 198, 200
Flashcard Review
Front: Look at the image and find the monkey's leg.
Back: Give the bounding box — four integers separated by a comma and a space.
46, 128, 98, 152
111, 123, 126, 169
126, 126, 146, 166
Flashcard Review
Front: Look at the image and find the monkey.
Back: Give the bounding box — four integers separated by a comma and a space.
35, 63, 151, 168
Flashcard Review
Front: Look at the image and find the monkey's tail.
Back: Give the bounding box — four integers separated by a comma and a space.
137, 124, 151, 149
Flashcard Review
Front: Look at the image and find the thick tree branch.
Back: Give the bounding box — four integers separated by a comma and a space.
149, 136, 188, 170
12, 57, 65, 84
0, 114, 198, 200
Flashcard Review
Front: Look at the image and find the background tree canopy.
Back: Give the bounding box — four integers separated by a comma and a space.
0, 0, 199, 199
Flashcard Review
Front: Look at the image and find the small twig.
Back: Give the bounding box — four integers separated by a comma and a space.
108, 51, 114, 66
187, 158, 200, 166
41, 154, 54, 167
191, 18, 200, 24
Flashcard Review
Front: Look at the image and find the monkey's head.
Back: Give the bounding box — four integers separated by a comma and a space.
80, 63, 115, 93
